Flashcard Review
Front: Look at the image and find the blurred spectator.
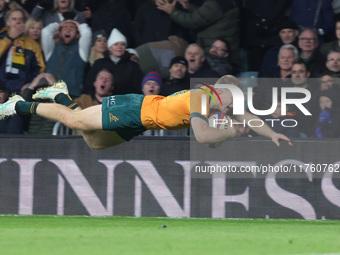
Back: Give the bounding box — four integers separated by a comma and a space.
0, 80, 25, 134
156, 0, 240, 71
253, 45, 298, 111
333, 0, 340, 14
206, 39, 233, 76
31, 0, 86, 27
162, 56, 188, 96
74, 0, 103, 26
259, 19, 299, 77
141, 71, 162, 96
126, 48, 139, 63
91, 0, 133, 46
84, 28, 143, 95
323, 48, 340, 77
135, 35, 188, 78
239, 0, 291, 71
270, 44, 299, 79
320, 14, 340, 57
319, 73, 335, 91
298, 28, 326, 76
88, 29, 107, 67
0, 0, 10, 30
20, 72, 58, 134
134, 0, 187, 46
185, 43, 219, 79
289, 60, 319, 137
75, 68, 114, 108
42, 19, 92, 97
289, 0, 334, 41
315, 88, 340, 138
25, 17, 43, 46
0, 8, 45, 95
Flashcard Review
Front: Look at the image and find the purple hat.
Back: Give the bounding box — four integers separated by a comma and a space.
141, 71, 163, 89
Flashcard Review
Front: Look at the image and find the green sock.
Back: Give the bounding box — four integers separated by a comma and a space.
15, 101, 40, 115
55, 93, 78, 109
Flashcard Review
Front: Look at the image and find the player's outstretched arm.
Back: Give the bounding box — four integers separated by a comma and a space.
191, 116, 236, 144
234, 112, 293, 147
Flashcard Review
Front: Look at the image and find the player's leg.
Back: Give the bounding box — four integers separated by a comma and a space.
81, 130, 126, 150
35, 103, 102, 130
32, 81, 126, 149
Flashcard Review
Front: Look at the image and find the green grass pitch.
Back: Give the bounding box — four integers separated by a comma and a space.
0, 215, 339, 255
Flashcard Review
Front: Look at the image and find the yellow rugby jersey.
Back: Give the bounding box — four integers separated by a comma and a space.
140, 86, 211, 130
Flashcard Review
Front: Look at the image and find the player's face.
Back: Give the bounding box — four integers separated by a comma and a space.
169, 63, 187, 79
319, 96, 332, 111
28, 22, 43, 41
278, 49, 295, 71
94, 36, 108, 53
320, 75, 334, 91
326, 52, 340, 72
109, 42, 126, 58
216, 89, 233, 115
279, 29, 297, 44
94, 71, 114, 97
142, 81, 160, 95
60, 22, 78, 44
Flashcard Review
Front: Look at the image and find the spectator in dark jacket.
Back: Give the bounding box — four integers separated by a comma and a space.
162, 56, 189, 96
31, 0, 86, 27
84, 28, 143, 95
91, 0, 133, 46
156, 0, 240, 71
289, 0, 334, 41
259, 19, 299, 77
184, 43, 219, 79
239, 0, 291, 71
0, 0, 10, 30
298, 28, 326, 76
134, 0, 187, 47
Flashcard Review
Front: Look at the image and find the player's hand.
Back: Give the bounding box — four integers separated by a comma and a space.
271, 133, 293, 147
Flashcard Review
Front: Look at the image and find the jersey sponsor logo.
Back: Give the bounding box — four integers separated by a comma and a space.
109, 96, 116, 106
109, 113, 119, 122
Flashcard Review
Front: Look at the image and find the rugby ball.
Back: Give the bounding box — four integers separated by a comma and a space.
208, 112, 229, 129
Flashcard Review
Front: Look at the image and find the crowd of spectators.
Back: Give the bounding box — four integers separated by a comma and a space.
1, 0, 340, 139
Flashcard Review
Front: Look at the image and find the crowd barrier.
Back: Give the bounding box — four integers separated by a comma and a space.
0, 135, 339, 219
